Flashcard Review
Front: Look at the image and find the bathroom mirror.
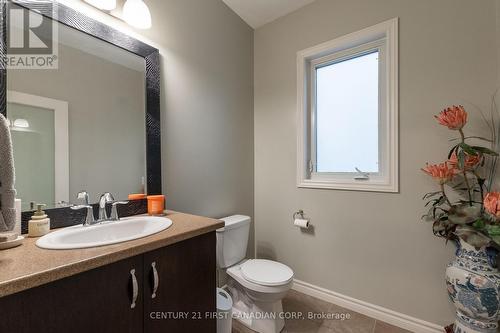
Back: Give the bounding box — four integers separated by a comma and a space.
1, 1, 161, 213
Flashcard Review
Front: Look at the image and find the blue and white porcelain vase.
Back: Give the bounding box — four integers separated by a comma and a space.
446, 239, 500, 333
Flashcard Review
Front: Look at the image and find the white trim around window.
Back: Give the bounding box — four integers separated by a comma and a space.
296, 18, 399, 192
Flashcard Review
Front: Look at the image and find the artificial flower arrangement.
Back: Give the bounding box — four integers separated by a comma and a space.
422, 105, 500, 249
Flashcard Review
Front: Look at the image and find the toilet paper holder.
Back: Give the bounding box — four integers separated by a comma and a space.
293, 210, 305, 220
292, 210, 310, 230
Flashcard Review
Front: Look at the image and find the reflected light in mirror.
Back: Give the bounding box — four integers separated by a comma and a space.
84, 0, 117, 11
13, 118, 30, 129
123, 0, 152, 29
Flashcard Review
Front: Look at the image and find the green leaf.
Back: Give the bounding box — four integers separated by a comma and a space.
485, 225, 500, 245
485, 224, 500, 235
422, 191, 442, 200
471, 146, 499, 156
425, 197, 446, 208
473, 219, 486, 229
490, 235, 500, 245
448, 144, 459, 159
459, 143, 478, 156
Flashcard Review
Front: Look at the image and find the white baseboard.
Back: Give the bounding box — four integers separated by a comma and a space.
292, 279, 444, 333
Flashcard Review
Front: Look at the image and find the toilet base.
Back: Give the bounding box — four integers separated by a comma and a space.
228, 281, 285, 333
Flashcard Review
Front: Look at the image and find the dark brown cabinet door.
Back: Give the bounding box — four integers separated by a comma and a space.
143, 232, 217, 333
0, 255, 144, 333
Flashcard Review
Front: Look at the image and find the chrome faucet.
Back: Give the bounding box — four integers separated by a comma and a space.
71, 191, 129, 226
71, 205, 95, 226
98, 192, 114, 221
110, 201, 129, 221
72, 190, 95, 226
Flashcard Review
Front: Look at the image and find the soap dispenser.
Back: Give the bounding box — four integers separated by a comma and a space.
28, 204, 50, 237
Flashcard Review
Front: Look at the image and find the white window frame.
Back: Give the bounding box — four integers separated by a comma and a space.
296, 18, 398, 192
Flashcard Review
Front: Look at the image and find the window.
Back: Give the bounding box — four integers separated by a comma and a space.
297, 18, 398, 192
315, 51, 380, 173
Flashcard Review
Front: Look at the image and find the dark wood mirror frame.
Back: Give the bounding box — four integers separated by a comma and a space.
0, 0, 161, 232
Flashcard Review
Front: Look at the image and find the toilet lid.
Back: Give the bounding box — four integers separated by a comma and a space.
241, 259, 294, 286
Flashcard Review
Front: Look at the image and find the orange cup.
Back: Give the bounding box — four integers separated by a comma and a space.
128, 193, 147, 200
147, 195, 165, 215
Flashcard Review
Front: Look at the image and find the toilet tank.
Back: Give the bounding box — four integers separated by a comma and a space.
216, 215, 251, 269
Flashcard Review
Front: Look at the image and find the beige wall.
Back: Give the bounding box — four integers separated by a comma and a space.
149, 0, 254, 221
148, 0, 254, 255
254, 0, 497, 326
61, 0, 255, 253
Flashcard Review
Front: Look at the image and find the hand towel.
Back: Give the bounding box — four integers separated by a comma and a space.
0, 113, 16, 232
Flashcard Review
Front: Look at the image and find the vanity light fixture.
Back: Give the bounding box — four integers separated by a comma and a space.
122, 0, 152, 29
82, 0, 152, 30
84, 0, 117, 11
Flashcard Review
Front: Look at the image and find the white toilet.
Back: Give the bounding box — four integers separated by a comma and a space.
217, 215, 294, 333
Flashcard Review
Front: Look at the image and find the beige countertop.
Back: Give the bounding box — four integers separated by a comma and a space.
0, 211, 224, 298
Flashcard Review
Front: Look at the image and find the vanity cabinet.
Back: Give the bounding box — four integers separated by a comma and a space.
0, 232, 216, 333
144, 232, 216, 332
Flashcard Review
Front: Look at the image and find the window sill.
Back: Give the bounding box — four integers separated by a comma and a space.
297, 178, 398, 193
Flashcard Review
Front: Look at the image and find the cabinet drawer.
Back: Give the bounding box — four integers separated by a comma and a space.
0, 255, 143, 333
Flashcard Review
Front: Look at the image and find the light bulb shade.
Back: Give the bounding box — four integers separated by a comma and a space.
84, 0, 117, 11
13, 118, 29, 128
123, 0, 152, 29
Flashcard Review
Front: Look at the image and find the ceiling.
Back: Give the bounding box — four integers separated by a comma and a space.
222, 0, 316, 29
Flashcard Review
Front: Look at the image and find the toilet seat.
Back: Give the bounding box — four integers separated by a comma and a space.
240, 259, 293, 286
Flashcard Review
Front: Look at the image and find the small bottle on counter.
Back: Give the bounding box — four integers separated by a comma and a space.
28, 204, 50, 237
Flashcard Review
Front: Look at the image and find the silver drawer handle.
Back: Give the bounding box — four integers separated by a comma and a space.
151, 262, 159, 299
130, 269, 138, 309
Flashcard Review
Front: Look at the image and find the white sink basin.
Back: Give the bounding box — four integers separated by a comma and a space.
36, 216, 172, 250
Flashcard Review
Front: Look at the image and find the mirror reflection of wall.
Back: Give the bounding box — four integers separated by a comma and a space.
7, 6, 147, 210
8, 102, 56, 211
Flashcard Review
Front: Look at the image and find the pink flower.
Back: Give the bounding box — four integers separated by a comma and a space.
448, 151, 481, 170
421, 162, 456, 184
435, 105, 468, 130
484, 192, 500, 218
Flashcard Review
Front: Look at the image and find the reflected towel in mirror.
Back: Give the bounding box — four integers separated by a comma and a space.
0, 113, 16, 232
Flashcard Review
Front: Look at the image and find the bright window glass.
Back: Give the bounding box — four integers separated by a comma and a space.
315, 51, 379, 173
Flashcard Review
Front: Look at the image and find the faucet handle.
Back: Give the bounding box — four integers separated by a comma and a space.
98, 193, 115, 221
110, 201, 128, 221
71, 205, 95, 226
99, 192, 115, 206
77, 191, 89, 205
